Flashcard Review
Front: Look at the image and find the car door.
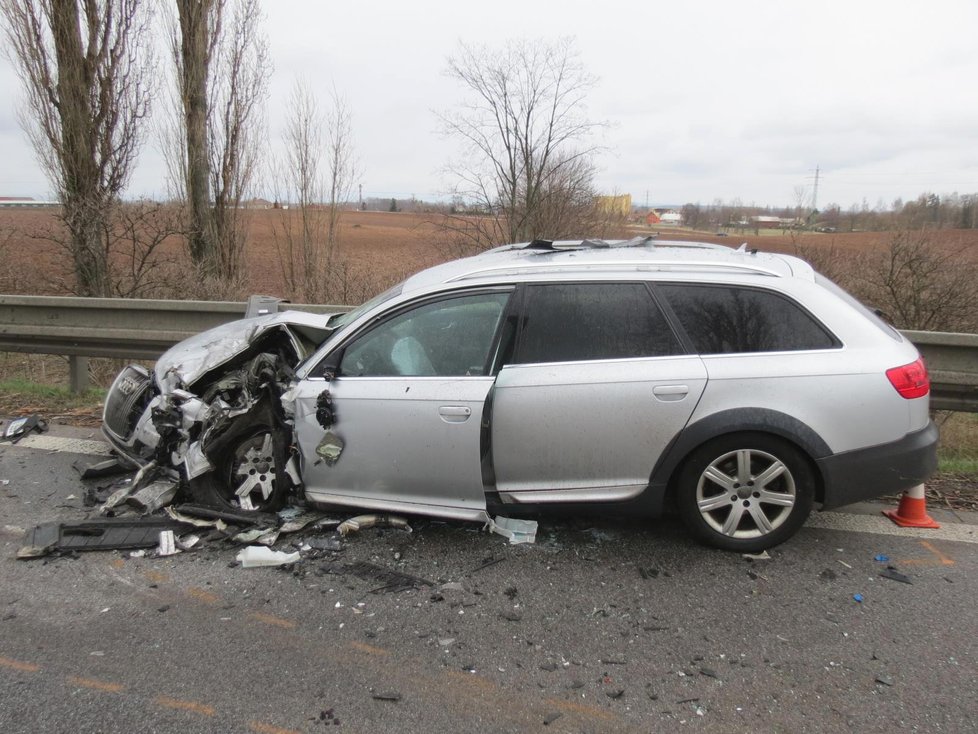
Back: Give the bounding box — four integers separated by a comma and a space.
291, 288, 513, 520
490, 282, 707, 503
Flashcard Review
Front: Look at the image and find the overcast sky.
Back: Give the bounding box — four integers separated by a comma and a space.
1, 0, 976, 209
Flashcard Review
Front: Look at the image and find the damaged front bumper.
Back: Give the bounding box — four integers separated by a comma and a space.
102, 311, 339, 511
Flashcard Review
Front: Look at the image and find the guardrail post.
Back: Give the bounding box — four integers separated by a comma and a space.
69, 356, 89, 394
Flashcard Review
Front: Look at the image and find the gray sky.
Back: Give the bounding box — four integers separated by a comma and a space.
2, 0, 976, 209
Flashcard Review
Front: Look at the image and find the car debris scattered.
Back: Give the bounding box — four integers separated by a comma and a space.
319, 561, 432, 593
488, 516, 538, 544
237, 546, 301, 568
73, 457, 128, 480
879, 567, 913, 584
1, 414, 48, 443
337, 514, 412, 537
16, 517, 195, 559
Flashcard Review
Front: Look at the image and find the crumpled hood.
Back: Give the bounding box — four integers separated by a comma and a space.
154, 310, 338, 388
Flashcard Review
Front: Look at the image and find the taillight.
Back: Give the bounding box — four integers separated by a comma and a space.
886, 358, 930, 399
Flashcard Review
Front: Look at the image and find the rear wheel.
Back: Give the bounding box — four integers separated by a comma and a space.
676, 433, 814, 552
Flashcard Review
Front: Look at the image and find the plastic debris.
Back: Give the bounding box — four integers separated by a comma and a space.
306, 536, 342, 551
176, 533, 201, 550
157, 530, 179, 556
232, 527, 281, 546
880, 567, 912, 584
125, 480, 179, 515
237, 546, 300, 568
370, 690, 401, 702
488, 515, 538, 544
742, 550, 772, 561
337, 514, 412, 537
853, 593, 864, 603
17, 517, 194, 559
1, 414, 48, 443
73, 458, 128, 480
874, 554, 890, 562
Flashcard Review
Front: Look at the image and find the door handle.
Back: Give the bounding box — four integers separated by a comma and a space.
439, 406, 472, 423
653, 385, 689, 401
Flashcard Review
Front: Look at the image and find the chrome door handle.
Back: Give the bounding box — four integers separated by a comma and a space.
439, 406, 472, 423
653, 385, 689, 401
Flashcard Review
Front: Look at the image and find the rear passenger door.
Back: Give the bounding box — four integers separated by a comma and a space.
489, 282, 707, 504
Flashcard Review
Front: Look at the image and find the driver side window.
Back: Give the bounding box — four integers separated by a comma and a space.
339, 291, 511, 377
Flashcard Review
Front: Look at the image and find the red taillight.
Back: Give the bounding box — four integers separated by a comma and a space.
886, 358, 930, 399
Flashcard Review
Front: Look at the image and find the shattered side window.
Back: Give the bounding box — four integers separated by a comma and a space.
658, 284, 840, 354
515, 283, 682, 364
339, 291, 512, 377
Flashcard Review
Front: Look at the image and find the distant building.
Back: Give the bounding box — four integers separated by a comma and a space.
595, 194, 632, 217
243, 198, 273, 210
646, 208, 682, 226
749, 215, 796, 229
0, 196, 58, 208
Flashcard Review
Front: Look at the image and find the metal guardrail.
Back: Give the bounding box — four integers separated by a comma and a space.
903, 330, 978, 413
0, 295, 349, 391
0, 295, 976, 410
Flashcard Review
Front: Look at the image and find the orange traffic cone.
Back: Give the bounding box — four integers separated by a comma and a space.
883, 484, 940, 529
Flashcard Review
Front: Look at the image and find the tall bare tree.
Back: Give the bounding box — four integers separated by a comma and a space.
1, 0, 153, 296
273, 79, 327, 301
323, 89, 357, 273
272, 81, 357, 302
439, 38, 605, 250
168, 0, 269, 282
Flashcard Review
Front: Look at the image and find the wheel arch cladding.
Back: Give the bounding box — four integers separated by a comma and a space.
650, 408, 830, 503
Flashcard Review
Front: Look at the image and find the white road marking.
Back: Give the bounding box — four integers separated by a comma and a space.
807, 511, 978, 544
8, 434, 114, 457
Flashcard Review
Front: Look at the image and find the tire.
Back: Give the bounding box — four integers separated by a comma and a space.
676, 432, 815, 552
189, 410, 292, 514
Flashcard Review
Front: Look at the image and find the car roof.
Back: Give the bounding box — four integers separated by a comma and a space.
401, 237, 814, 294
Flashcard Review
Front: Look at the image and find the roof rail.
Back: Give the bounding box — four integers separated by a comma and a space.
448, 259, 785, 282
521, 235, 658, 251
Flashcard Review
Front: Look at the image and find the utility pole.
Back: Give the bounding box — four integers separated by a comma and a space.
811, 165, 820, 214
358, 183, 363, 210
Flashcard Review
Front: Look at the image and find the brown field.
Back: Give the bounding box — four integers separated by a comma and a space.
3, 206, 978, 301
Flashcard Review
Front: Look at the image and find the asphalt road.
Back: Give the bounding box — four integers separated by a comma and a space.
2, 425, 977, 733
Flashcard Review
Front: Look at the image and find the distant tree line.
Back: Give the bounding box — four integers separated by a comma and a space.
679, 192, 978, 233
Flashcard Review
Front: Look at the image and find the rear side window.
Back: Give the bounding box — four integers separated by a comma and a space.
658, 284, 839, 354
516, 283, 682, 364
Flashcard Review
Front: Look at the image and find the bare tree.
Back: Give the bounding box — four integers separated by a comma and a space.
853, 230, 978, 332
273, 79, 327, 301
272, 81, 358, 302
1, 0, 154, 296
438, 38, 605, 250
168, 0, 269, 282
323, 89, 358, 274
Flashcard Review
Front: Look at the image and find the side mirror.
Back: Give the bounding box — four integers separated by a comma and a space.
313, 350, 342, 381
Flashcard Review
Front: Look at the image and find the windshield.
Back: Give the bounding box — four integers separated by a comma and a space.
325, 282, 405, 330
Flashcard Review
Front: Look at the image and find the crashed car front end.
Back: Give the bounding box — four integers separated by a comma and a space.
102, 311, 338, 511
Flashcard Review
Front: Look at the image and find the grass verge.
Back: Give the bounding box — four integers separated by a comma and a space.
0, 378, 104, 426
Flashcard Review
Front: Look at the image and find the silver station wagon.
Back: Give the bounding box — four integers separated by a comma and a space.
103, 238, 938, 551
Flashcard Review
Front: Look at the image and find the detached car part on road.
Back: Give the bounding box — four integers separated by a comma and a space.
103, 238, 938, 552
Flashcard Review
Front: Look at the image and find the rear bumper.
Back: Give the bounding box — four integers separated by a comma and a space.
817, 421, 939, 510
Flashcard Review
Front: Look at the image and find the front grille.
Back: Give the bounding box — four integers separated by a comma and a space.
104, 366, 155, 439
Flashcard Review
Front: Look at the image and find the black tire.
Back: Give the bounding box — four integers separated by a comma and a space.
676, 432, 815, 552
189, 404, 292, 513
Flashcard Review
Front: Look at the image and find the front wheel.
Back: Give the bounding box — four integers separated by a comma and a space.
676, 433, 815, 552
